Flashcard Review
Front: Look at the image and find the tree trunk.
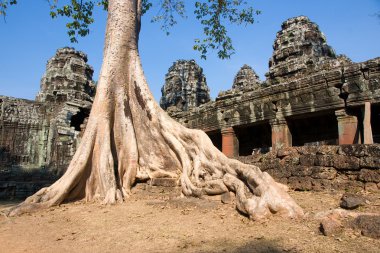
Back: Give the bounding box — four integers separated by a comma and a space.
8, 0, 303, 220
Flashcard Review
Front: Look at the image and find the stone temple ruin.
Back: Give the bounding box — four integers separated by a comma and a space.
0, 47, 95, 198
162, 16, 380, 192
1, 16, 379, 199
160, 59, 211, 112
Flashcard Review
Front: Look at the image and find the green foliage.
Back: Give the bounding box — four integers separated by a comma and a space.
49, 0, 96, 43
0, 0, 17, 17
1, 0, 260, 59
193, 0, 259, 59
151, 0, 186, 35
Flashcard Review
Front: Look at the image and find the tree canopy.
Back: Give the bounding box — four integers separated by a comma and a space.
0, 0, 260, 59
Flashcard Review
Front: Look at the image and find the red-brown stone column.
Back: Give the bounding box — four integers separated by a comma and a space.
335, 109, 359, 144
362, 102, 374, 144
221, 127, 238, 157
270, 119, 292, 151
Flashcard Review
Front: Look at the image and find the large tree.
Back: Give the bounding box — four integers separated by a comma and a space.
3, 0, 303, 220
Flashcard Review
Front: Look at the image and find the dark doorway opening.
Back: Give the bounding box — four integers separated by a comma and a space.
206, 130, 222, 151
234, 123, 271, 156
288, 112, 338, 146
372, 105, 380, 143
70, 108, 90, 131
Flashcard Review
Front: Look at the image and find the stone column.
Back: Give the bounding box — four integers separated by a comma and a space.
270, 118, 292, 151
221, 127, 238, 157
362, 102, 373, 144
335, 109, 359, 144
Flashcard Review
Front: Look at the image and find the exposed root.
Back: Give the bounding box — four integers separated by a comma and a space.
157, 114, 304, 220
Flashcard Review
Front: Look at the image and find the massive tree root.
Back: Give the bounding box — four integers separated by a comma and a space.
7, 0, 303, 220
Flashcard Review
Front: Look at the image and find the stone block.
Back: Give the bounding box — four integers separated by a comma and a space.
289, 166, 313, 177
315, 155, 335, 167
260, 158, 281, 170
282, 155, 300, 165
299, 154, 316, 166
359, 169, 380, 183
367, 145, 380, 157
311, 167, 337, 180
320, 216, 343, 236
360, 156, 380, 169
333, 155, 360, 170
340, 193, 367, 210
351, 215, 380, 239
338, 145, 368, 157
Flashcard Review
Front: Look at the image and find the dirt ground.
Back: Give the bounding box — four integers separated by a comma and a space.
1, 185, 379, 253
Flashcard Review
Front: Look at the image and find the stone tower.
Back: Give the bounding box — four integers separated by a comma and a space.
160, 60, 211, 111
232, 64, 261, 90
36, 47, 95, 103
266, 16, 337, 85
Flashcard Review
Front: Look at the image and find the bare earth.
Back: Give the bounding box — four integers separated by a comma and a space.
1, 185, 379, 253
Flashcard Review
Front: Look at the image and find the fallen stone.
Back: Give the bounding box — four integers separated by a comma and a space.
320, 216, 344, 236
351, 215, 380, 239
340, 193, 366, 210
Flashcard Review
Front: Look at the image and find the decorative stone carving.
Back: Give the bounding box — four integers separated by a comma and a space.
266, 16, 347, 85
232, 64, 261, 90
160, 60, 210, 111
36, 47, 95, 103
1, 48, 95, 199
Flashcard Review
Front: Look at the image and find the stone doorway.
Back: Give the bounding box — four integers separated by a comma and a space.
288, 112, 338, 146
206, 130, 222, 151
372, 105, 380, 143
70, 108, 90, 131
234, 123, 271, 156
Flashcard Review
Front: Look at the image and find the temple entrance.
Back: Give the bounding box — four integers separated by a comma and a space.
234, 123, 271, 156
372, 104, 380, 143
206, 130, 222, 151
288, 112, 338, 146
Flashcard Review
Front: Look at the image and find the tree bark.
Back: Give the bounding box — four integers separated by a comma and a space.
8, 0, 303, 220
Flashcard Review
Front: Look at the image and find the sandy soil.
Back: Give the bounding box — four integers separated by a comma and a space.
1, 184, 379, 253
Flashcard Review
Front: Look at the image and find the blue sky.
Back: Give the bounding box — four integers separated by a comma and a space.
0, 0, 379, 102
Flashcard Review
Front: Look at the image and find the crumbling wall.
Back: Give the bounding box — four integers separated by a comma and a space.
237, 145, 380, 192
0, 96, 48, 169
0, 47, 94, 200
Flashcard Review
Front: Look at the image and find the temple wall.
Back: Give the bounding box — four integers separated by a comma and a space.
237, 145, 380, 192
171, 58, 380, 133
0, 96, 48, 169
0, 48, 94, 200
